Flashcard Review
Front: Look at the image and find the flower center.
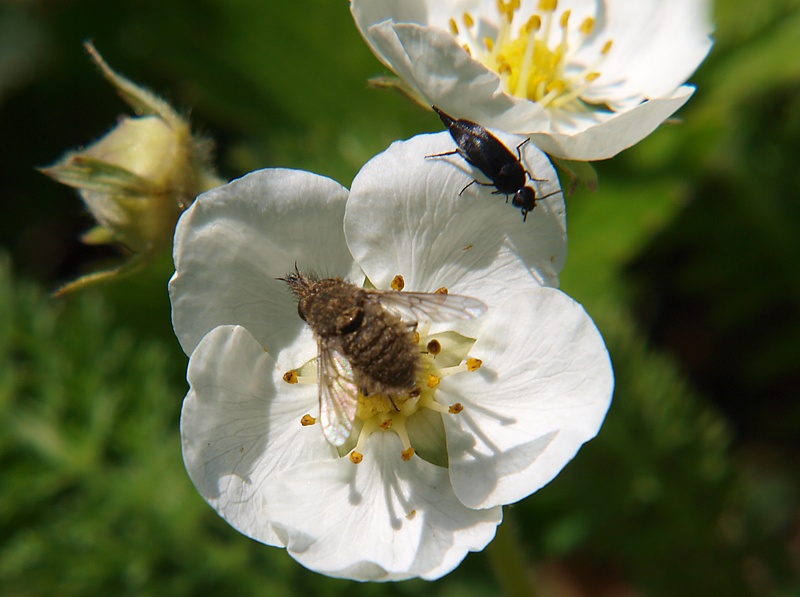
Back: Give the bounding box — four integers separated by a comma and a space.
450, 0, 613, 110
287, 323, 481, 465
346, 323, 481, 464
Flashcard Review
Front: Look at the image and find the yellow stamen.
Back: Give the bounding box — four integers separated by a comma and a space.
463, 12, 474, 28
449, 403, 464, 414
559, 9, 570, 28
523, 15, 541, 34
401, 447, 415, 461
580, 17, 595, 35
300, 414, 316, 426
449, 18, 459, 35
602, 39, 613, 55
283, 370, 298, 384
350, 451, 363, 464
585, 72, 601, 82
427, 374, 440, 388
435, 286, 449, 294
539, 0, 558, 12
391, 274, 405, 291
467, 357, 482, 371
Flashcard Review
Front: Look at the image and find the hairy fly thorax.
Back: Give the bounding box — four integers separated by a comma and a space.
283, 271, 421, 397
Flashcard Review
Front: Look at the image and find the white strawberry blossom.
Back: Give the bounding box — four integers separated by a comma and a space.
170, 132, 613, 580
351, 0, 713, 160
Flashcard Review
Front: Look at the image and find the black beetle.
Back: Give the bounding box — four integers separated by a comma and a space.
427, 106, 559, 222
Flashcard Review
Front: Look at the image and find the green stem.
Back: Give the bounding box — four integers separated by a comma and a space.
486, 507, 541, 597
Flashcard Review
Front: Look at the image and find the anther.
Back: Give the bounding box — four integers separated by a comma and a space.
350, 451, 364, 464
300, 414, 316, 426
391, 274, 405, 291
449, 403, 464, 414
467, 357, 483, 371
435, 286, 449, 294
539, 0, 558, 12
449, 18, 459, 35
427, 339, 442, 355
283, 370, 299, 384
524, 15, 542, 34
401, 447, 415, 461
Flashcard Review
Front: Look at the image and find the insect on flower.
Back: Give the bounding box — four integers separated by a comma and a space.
281, 269, 486, 447
427, 106, 560, 222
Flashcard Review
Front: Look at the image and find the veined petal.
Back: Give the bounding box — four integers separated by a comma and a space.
439, 288, 613, 509
265, 432, 501, 581
170, 168, 361, 368
577, 0, 713, 107
353, 0, 713, 160
528, 86, 695, 160
346, 131, 566, 301
181, 325, 337, 547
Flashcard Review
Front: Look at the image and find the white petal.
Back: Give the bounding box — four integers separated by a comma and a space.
578, 0, 713, 106
170, 168, 361, 368
528, 86, 695, 160
359, 14, 708, 160
346, 132, 566, 306
265, 432, 501, 581
439, 288, 613, 509
181, 325, 339, 547
367, 20, 551, 128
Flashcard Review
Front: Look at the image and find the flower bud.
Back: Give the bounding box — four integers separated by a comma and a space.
42, 42, 224, 296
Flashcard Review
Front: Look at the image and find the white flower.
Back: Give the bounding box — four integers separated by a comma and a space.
351, 0, 713, 160
170, 132, 613, 580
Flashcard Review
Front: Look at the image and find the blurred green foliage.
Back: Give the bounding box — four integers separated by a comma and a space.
1, 0, 799, 595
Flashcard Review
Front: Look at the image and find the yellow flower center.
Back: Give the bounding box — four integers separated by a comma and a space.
347, 324, 480, 464
450, 0, 613, 110
288, 325, 481, 465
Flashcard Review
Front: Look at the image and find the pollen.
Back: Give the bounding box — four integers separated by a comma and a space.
300, 414, 316, 426
448, 1, 611, 111
427, 374, 440, 388
391, 274, 405, 291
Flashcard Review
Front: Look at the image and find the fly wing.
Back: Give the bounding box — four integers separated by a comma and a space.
317, 338, 358, 447
375, 290, 486, 323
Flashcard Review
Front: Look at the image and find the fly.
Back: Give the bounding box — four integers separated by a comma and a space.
281, 269, 486, 446
427, 105, 560, 221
